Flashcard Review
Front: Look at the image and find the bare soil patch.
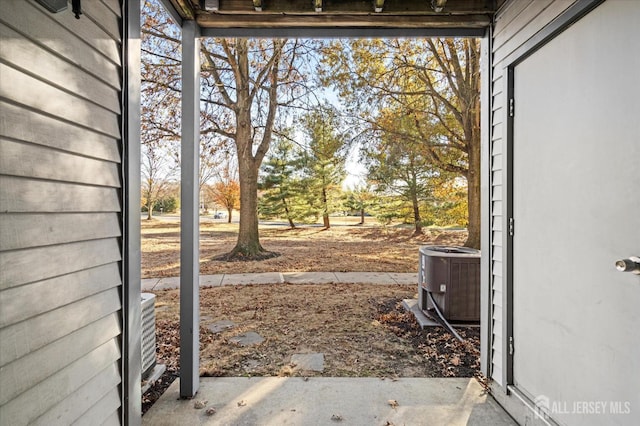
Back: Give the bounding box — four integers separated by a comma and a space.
141, 217, 467, 278
151, 283, 480, 380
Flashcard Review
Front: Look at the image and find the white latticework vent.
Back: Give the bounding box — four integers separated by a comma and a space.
141, 293, 156, 378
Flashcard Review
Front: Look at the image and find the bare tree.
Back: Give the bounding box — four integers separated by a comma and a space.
141, 143, 176, 219
201, 38, 312, 259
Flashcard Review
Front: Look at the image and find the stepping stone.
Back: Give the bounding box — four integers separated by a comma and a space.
291, 353, 324, 372
207, 320, 235, 333
229, 332, 264, 346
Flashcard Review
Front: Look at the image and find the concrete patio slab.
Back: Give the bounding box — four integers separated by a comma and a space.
222, 272, 284, 286
334, 272, 397, 284
403, 299, 481, 329
403, 298, 441, 328
291, 353, 325, 372
282, 272, 338, 284
142, 377, 516, 426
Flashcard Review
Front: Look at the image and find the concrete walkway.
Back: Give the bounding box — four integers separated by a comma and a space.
142, 272, 419, 291
143, 377, 515, 425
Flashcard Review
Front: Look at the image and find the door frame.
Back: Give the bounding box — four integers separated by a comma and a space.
502, 0, 605, 391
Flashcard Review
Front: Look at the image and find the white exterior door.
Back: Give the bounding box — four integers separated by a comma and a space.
512, 1, 640, 425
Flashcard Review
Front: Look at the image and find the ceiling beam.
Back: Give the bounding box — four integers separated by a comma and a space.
196, 12, 491, 29
166, 0, 195, 20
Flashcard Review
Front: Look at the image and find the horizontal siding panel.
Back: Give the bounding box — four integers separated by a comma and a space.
0, 64, 120, 138
493, 0, 531, 36
492, 231, 502, 260
491, 154, 503, 172
0, 102, 120, 162
73, 387, 121, 426
492, 200, 503, 215
492, 260, 503, 278
491, 185, 504, 206
0, 263, 121, 327
494, 0, 575, 65
492, 320, 502, 341
492, 90, 504, 113
492, 363, 503, 386
0, 238, 121, 290
0, 0, 120, 88
32, 363, 121, 426
0, 139, 120, 187
100, 410, 121, 426
492, 334, 503, 354
0, 23, 120, 113
492, 75, 503, 97
491, 187, 502, 201
493, 0, 555, 52
101, 0, 123, 18
492, 301, 503, 321
491, 108, 503, 126
493, 276, 503, 294
492, 216, 503, 231
492, 138, 503, 155
0, 288, 121, 365
491, 123, 503, 143
0, 213, 121, 252
0, 176, 121, 213
0, 339, 120, 426
28, 0, 121, 65
491, 170, 503, 185
82, 0, 121, 41
0, 313, 120, 405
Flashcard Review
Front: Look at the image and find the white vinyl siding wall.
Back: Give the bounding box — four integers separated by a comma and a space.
0, 0, 124, 424
490, 0, 577, 386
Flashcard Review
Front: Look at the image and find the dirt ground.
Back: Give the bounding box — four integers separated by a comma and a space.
142, 218, 479, 414
141, 217, 467, 277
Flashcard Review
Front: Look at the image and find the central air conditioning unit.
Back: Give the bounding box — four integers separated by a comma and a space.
418, 246, 481, 322
141, 293, 157, 379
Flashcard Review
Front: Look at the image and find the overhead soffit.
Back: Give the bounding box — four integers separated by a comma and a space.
167, 0, 504, 30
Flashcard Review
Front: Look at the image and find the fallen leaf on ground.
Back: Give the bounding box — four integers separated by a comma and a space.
205, 407, 217, 416
193, 400, 208, 409
388, 399, 399, 409
237, 400, 247, 407
331, 414, 344, 421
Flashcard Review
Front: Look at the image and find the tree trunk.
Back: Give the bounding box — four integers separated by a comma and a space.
227, 208, 232, 223
146, 201, 154, 220
411, 190, 422, 236
282, 197, 296, 229
464, 144, 481, 249
224, 123, 276, 260
230, 163, 264, 256
321, 186, 330, 229
360, 208, 365, 224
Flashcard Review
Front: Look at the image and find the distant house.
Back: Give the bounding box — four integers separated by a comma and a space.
1, 1, 637, 425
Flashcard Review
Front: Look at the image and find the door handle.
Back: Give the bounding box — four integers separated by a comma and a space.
615, 256, 640, 274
